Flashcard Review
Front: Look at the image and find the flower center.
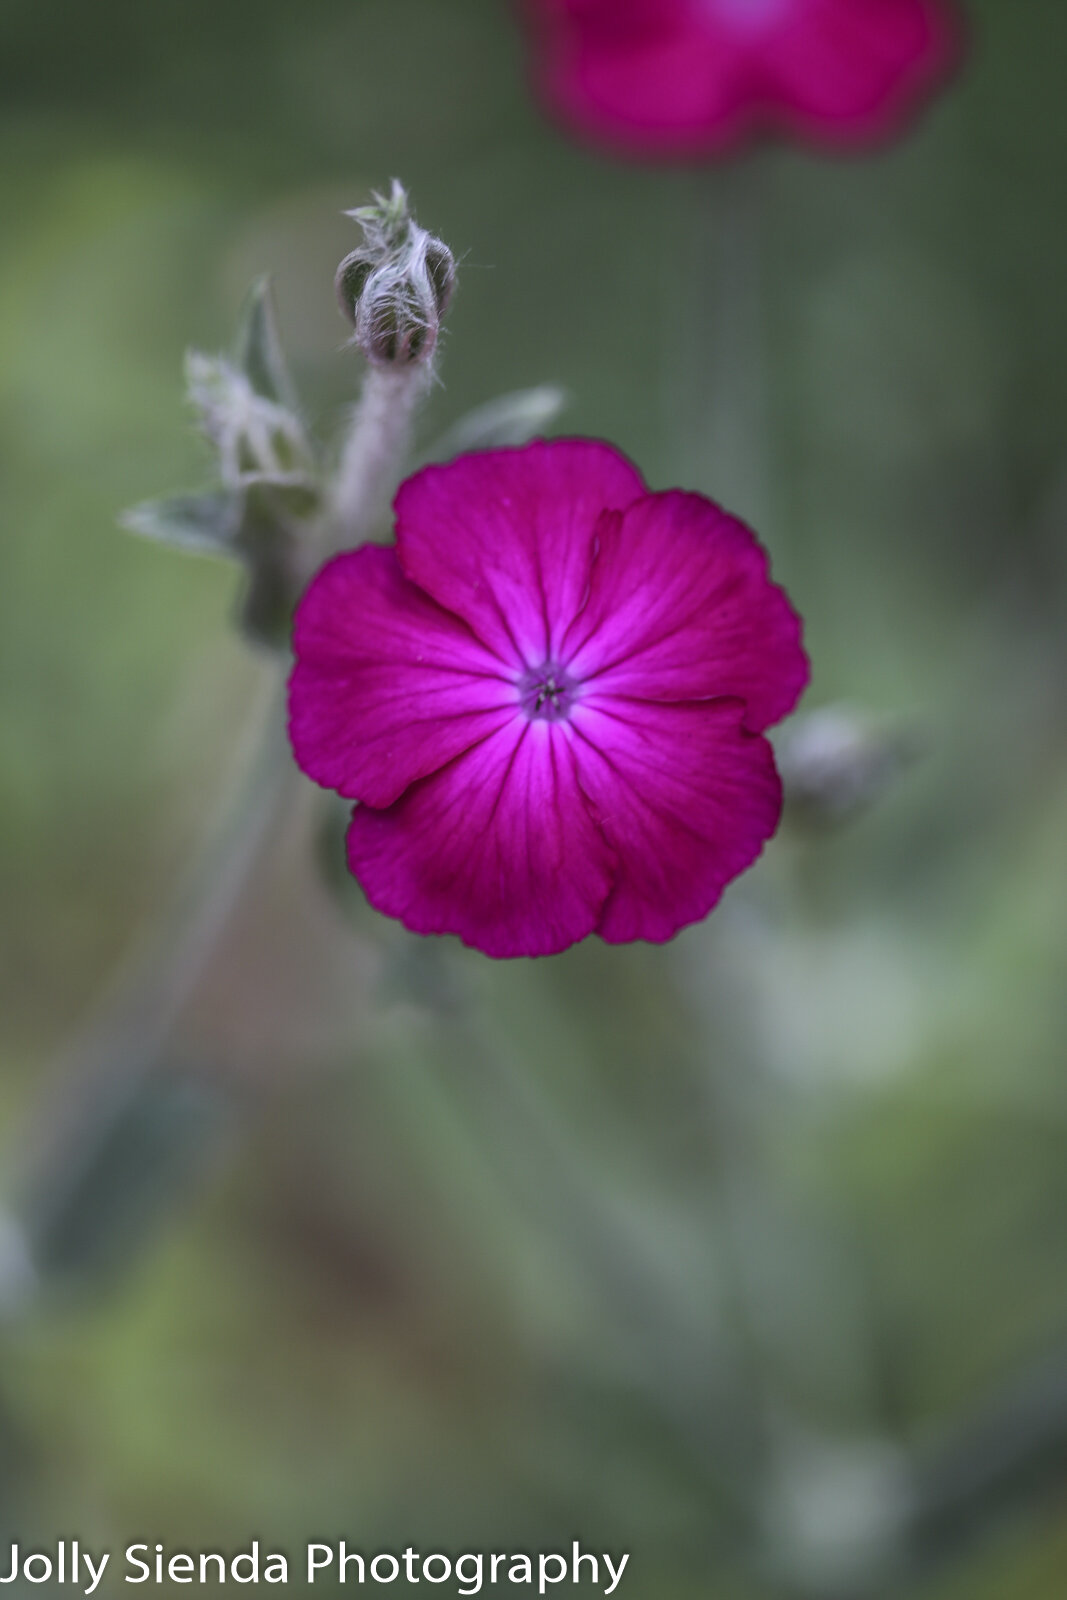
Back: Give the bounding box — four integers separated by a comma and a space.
519, 663, 578, 723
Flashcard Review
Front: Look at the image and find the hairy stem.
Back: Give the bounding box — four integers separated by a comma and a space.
3, 673, 293, 1305
324, 363, 433, 557
415, 974, 762, 1517
677, 160, 771, 530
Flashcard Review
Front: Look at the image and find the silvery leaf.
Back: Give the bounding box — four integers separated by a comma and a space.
234, 275, 298, 410
120, 491, 242, 557
423, 385, 568, 462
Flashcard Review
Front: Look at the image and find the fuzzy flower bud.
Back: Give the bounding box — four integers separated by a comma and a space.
777, 705, 920, 828
185, 352, 314, 492
334, 180, 455, 368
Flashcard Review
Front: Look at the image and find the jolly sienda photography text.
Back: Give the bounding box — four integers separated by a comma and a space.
0, 1542, 630, 1594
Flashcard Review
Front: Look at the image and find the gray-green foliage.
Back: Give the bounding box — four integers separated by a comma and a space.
122, 279, 321, 646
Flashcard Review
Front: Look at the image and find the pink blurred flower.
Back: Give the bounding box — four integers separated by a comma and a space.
288, 440, 807, 958
522, 0, 960, 159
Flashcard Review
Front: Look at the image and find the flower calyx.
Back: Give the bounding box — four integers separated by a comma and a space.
335, 180, 456, 368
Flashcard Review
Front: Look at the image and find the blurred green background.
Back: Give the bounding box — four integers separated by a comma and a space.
2, 0, 1067, 1594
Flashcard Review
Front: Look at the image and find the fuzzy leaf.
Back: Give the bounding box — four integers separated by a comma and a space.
121, 491, 242, 557
234, 276, 298, 410
423, 385, 568, 462
22, 1072, 233, 1292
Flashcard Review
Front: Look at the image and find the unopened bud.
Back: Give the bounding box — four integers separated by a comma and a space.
185, 352, 314, 491
777, 705, 920, 828
335, 180, 455, 367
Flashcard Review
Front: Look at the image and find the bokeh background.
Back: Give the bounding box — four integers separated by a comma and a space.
2, 1, 1067, 1594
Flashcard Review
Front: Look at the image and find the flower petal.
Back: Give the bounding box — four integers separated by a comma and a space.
346, 720, 617, 959
522, 0, 958, 156
394, 439, 645, 667
564, 491, 808, 730
762, 0, 959, 145
570, 695, 782, 945
288, 545, 516, 809
532, 0, 765, 156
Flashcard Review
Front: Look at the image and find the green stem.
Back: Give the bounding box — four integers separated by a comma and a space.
683, 159, 772, 530
323, 363, 432, 557
2, 672, 293, 1305
406, 963, 763, 1517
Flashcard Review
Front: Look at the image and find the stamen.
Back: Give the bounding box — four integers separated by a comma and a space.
520, 664, 577, 722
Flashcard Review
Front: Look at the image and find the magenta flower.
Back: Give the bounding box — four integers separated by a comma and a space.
288, 440, 807, 959
522, 0, 960, 159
